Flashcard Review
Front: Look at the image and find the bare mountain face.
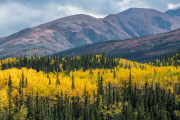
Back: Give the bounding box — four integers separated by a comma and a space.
1, 8, 180, 58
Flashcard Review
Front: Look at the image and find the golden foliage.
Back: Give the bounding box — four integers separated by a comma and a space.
0, 88, 8, 111
1, 58, 180, 110
59, 63, 63, 70
1, 57, 18, 65
13, 105, 28, 120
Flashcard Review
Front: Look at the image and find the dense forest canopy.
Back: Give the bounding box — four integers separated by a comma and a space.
1, 52, 180, 119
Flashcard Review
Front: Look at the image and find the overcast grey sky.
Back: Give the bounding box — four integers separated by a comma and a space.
0, 0, 180, 38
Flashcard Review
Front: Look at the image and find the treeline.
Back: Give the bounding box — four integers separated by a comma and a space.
154, 49, 180, 66
1, 52, 116, 74
2, 71, 180, 120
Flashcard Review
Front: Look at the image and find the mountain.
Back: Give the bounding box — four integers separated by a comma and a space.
165, 7, 180, 17
54, 28, 180, 62
1, 8, 180, 59
104, 8, 180, 37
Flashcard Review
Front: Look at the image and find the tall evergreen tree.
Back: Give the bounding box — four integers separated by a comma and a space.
8, 75, 12, 120
56, 69, 60, 85
72, 73, 75, 90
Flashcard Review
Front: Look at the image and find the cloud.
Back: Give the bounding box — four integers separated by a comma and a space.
0, 2, 105, 37
167, 3, 180, 9
117, 0, 149, 11
0, 0, 180, 38
57, 5, 105, 18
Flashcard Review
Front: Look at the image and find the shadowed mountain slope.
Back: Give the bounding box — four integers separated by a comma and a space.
54, 28, 180, 62
165, 7, 180, 17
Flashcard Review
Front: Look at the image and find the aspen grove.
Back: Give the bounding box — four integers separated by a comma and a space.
0, 53, 180, 119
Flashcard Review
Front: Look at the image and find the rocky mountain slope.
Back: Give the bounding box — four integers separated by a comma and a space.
1, 8, 180, 59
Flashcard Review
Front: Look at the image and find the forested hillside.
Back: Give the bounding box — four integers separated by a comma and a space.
54, 28, 180, 62
1, 54, 180, 119
154, 49, 180, 66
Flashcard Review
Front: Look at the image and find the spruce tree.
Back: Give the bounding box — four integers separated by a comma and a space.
128, 70, 133, 101
72, 73, 75, 89
113, 69, 116, 79
22, 71, 24, 88
8, 75, 12, 120
56, 69, 60, 85
109, 82, 113, 105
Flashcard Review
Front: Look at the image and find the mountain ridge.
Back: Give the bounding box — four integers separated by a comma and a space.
165, 7, 180, 17
1, 8, 180, 59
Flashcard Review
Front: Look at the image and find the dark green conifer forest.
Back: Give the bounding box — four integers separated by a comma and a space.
1, 52, 180, 120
